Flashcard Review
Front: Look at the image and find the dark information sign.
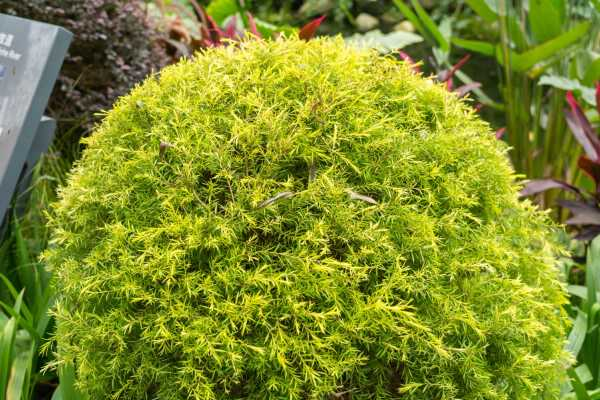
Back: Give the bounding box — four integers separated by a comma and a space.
0, 14, 72, 223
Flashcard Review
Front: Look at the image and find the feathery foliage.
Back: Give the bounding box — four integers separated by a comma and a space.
46, 37, 569, 399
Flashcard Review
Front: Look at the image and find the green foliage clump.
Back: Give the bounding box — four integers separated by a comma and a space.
46, 37, 569, 399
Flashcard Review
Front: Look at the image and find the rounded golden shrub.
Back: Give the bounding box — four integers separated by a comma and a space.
46, 37, 569, 399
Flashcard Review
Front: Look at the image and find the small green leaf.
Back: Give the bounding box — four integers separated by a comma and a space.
206, 0, 238, 25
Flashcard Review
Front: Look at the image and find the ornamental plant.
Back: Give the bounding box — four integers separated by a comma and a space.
46, 37, 569, 399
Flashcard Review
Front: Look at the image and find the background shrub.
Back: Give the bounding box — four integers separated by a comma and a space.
46, 37, 569, 399
0, 0, 168, 154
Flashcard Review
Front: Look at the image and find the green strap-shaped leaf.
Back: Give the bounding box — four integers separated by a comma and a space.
12, 215, 44, 317
0, 301, 40, 342
528, 0, 566, 43
409, 0, 449, 52
584, 57, 600, 86
452, 37, 495, 56
501, 21, 591, 72
392, 0, 431, 45
587, 236, 600, 311
567, 366, 593, 400
566, 310, 587, 357
0, 292, 23, 400
6, 339, 34, 400
0, 274, 33, 324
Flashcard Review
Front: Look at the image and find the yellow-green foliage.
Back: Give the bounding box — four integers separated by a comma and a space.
45, 37, 569, 399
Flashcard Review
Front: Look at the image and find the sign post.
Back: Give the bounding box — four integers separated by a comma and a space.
0, 13, 72, 225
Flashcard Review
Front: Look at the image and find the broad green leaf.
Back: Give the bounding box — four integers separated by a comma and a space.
206, 0, 238, 25
345, 30, 423, 53
6, 334, 33, 400
584, 57, 600, 86
566, 310, 587, 357
568, 284, 590, 300
539, 75, 596, 106
575, 363, 594, 384
503, 21, 591, 72
528, 0, 565, 43
0, 292, 23, 400
452, 37, 495, 56
568, 366, 592, 400
253, 18, 295, 38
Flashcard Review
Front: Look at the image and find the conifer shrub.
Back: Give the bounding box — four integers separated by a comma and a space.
45, 37, 569, 399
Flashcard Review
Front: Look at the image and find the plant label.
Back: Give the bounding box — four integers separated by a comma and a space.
0, 13, 71, 224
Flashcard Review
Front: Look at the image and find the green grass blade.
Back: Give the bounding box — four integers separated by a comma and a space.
12, 216, 44, 313
587, 237, 600, 313
6, 337, 34, 400
0, 301, 41, 343
409, 0, 449, 52
0, 274, 33, 323
392, 0, 431, 44
0, 318, 17, 400
566, 310, 588, 358
0, 292, 23, 400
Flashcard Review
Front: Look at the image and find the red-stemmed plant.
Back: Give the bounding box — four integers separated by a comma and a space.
522, 84, 600, 240
156, 0, 325, 62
